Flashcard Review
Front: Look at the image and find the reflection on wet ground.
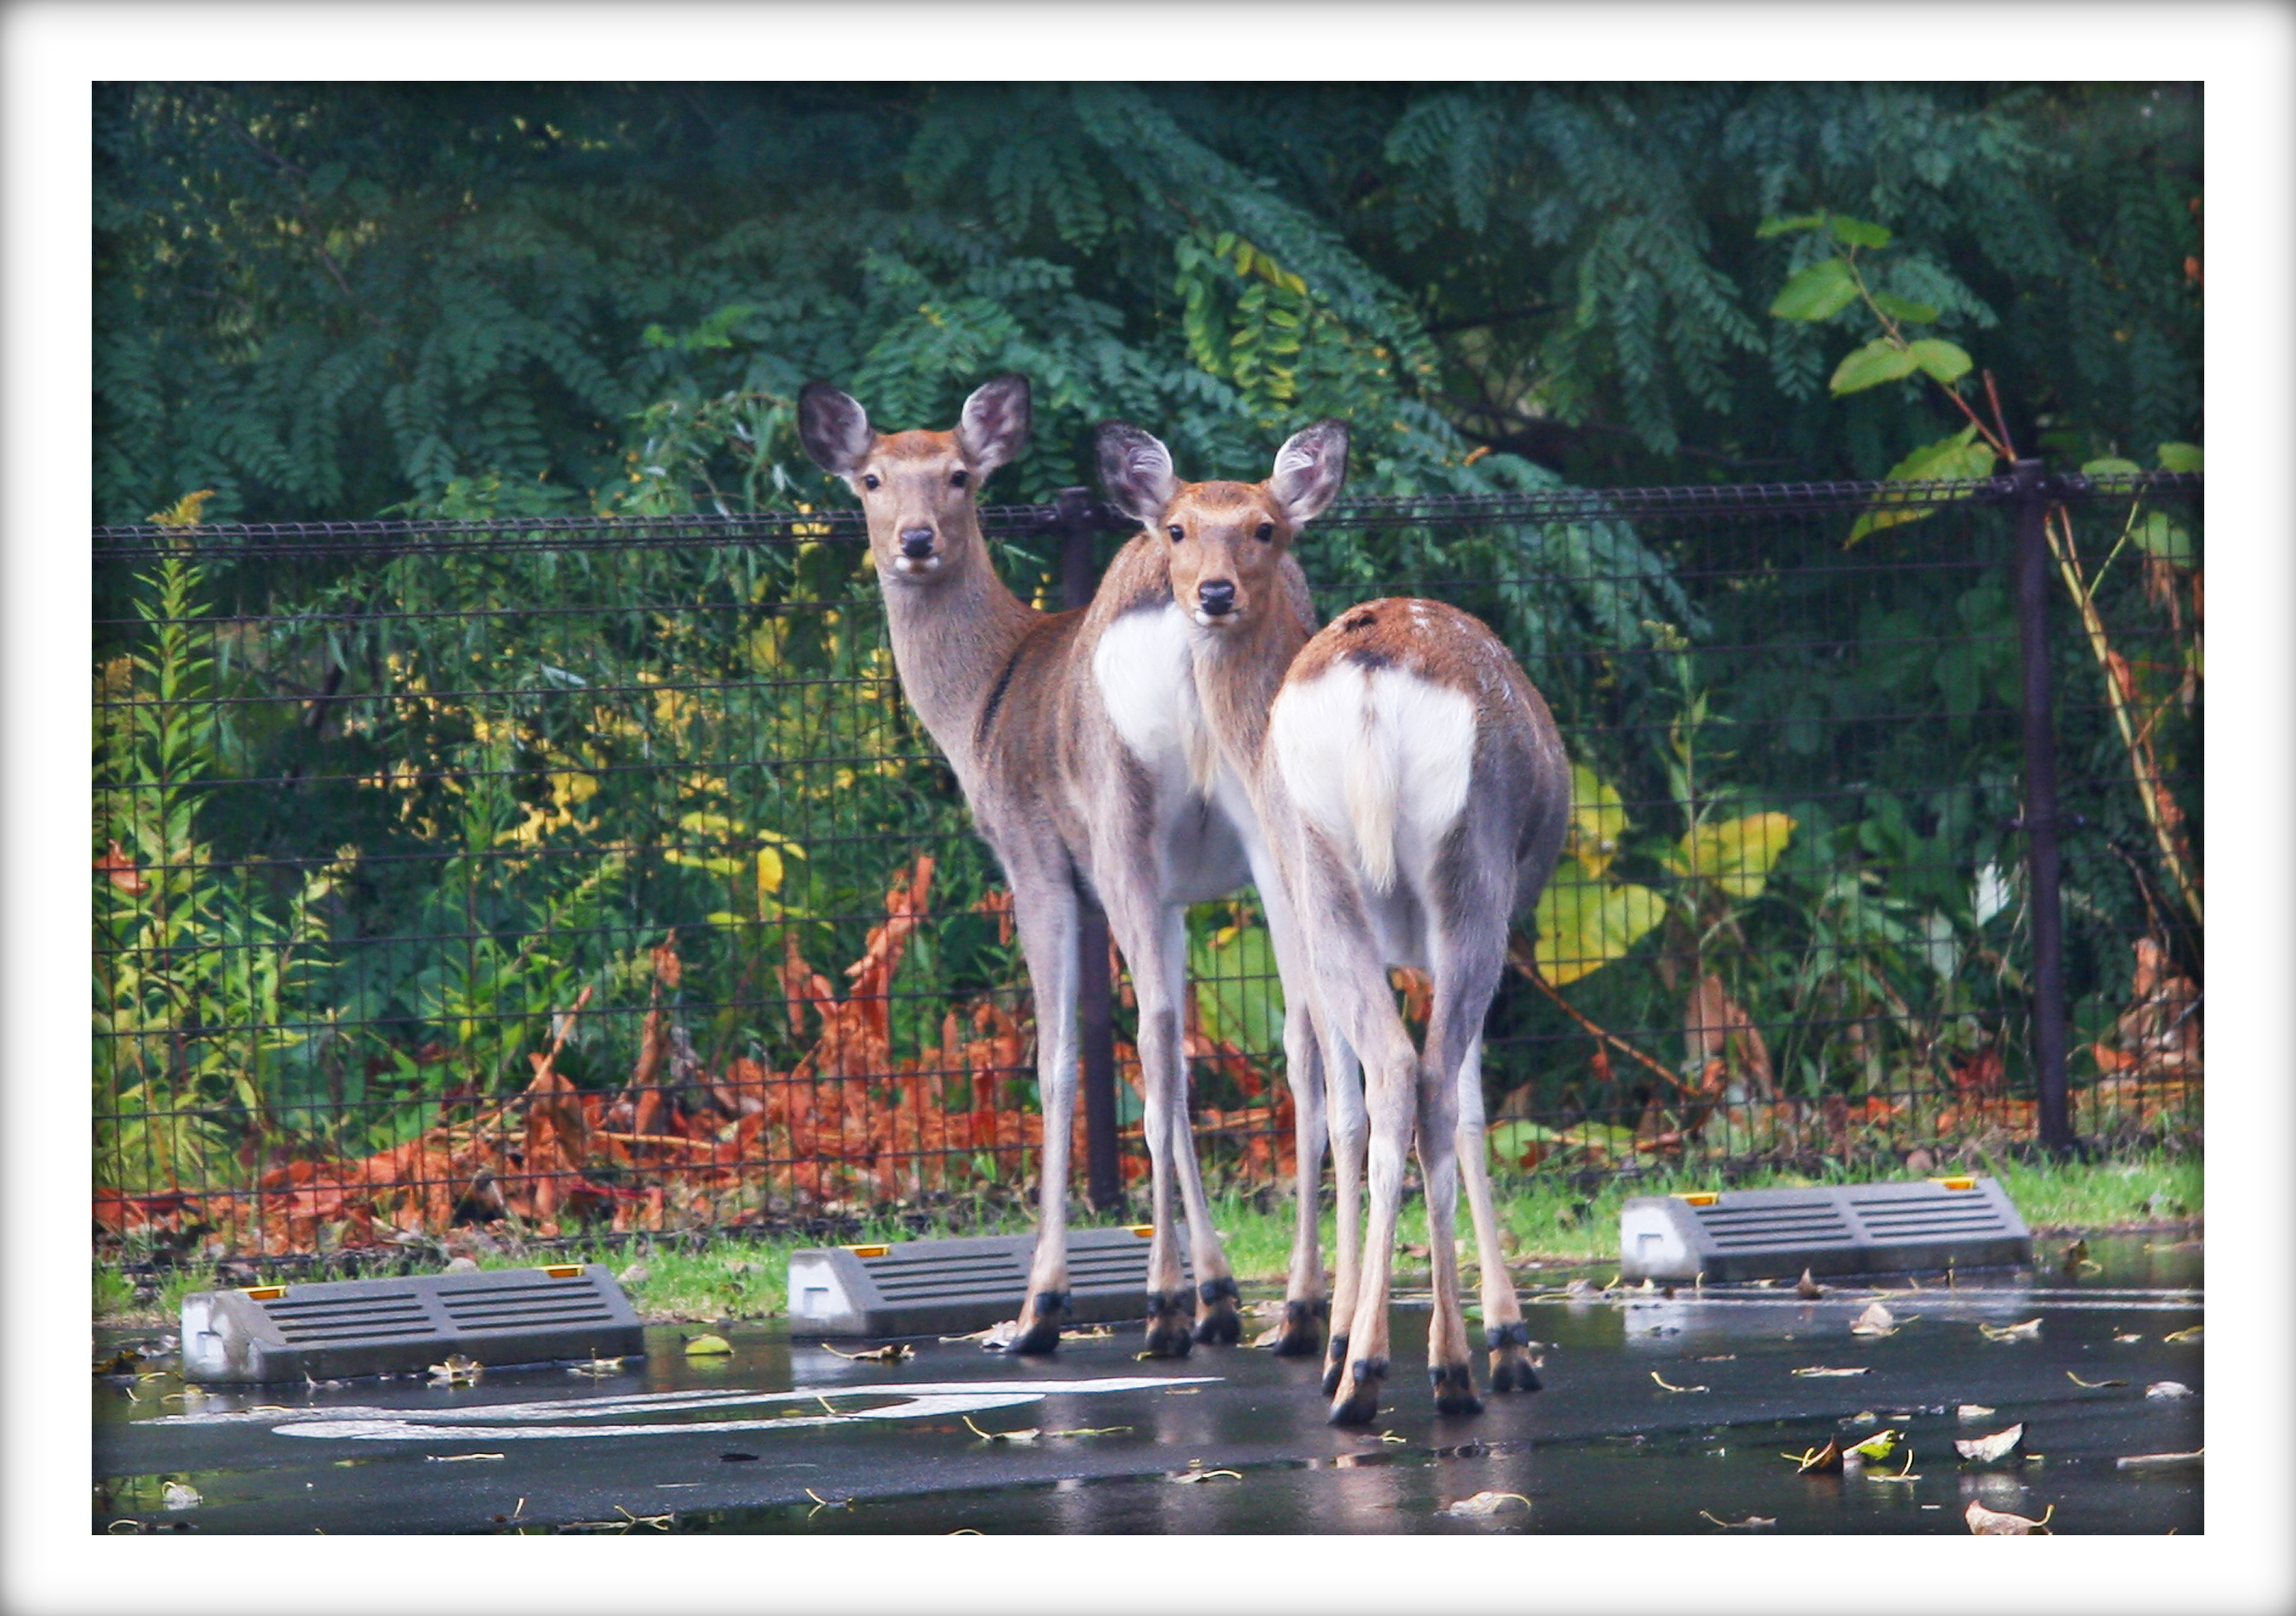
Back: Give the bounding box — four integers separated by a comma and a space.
94, 1232, 2200, 1534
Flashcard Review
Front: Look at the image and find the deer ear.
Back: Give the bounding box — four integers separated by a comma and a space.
1269, 420, 1349, 527
956, 374, 1032, 475
1096, 422, 1180, 527
798, 383, 875, 478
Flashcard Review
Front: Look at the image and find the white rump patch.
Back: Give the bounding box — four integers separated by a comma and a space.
1092, 603, 1215, 794
1270, 663, 1476, 893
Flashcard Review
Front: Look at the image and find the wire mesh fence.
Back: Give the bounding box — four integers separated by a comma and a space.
92, 471, 2201, 1266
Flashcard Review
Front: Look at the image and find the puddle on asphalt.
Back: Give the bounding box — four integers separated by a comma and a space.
93, 1232, 2200, 1534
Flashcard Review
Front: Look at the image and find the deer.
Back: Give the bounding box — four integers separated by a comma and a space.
1097, 419, 1571, 1425
796, 375, 1335, 1359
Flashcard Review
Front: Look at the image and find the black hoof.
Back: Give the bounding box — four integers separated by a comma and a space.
1006, 1290, 1070, 1356
1270, 1298, 1328, 1358
1431, 1363, 1483, 1417
1142, 1290, 1195, 1359
1192, 1276, 1242, 1345
1327, 1358, 1387, 1426
1484, 1321, 1540, 1392
1487, 1350, 1543, 1394
1320, 1333, 1350, 1397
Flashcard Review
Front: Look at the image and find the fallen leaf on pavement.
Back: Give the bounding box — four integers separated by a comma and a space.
1698, 1510, 1777, 1529
1784, 1436, 1843, 1475
2113, 1332, 2143, 1344
1849, 1428, 1902, 1460
1966, 1499, 2053, 1534
1791, 1365, 1870, 1377
1955, 1423, 2025, 1463
1850, 1300, 1907, 1337
2067, 1371, 2128, 1389
1979, 1318, 2042, 1342
428, 1353, 483, 1385
1250, 1323, 1284, 1349
425, 1453, 505, 1463
1797, 1269, 1826, 1299
2162, 1325, 2203, 1345
1169, 1467, 1242, 1484
1651, 1371, 1709, 1394
1440, 1490, 1531, 1517
161, 1482, 201, 1510
2116, 1449, 2203, 1471
821, 1342, 912, 1364
1957, 1403, 1995, 1419
962, 1415, 1038, 1444
1864, 1447, 1921, 1482
2144, 1380, 2194, 1400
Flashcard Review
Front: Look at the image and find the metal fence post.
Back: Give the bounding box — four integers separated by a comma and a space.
2010, 459, 2074, 1153
1053, 487, 1125, 1213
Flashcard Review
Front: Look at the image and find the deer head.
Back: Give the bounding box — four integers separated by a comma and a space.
798, 375, 1032, 583
1097, 420, 1349, 633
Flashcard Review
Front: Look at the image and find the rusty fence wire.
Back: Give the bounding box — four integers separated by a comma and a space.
92, 472, 2201, 1266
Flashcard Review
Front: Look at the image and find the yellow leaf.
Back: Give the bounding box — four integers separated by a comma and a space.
146, 490, 216, 529
549, 771, 599, 806
683, 1333, 733, 1357
1532, 859, 1665, 986
757, 844, 785, 895
1672, 813, 1795, 902
1565, 763, 1630, 879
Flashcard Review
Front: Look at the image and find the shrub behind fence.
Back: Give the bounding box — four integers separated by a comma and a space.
92, 471, 2201, 1264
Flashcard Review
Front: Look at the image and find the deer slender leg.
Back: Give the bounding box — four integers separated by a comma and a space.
1454, 1038, 1537, 1391
1005, 874, 1081, 1355
1249, 846, 1327, 1356
1103, 888, 1199, 1357
1321, 1031, 1365, 1394
1420, 921, 1508, 1411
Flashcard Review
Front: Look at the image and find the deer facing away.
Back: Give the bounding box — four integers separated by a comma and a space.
1099, 419, 1571, 1423
797, 375, 1331, 1356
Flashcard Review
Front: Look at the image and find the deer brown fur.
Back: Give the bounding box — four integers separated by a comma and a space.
799, 376, 1332, 1356
1099, 421, 1571, 1423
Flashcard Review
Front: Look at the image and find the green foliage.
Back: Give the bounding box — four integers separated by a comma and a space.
96, 84, 2200, 524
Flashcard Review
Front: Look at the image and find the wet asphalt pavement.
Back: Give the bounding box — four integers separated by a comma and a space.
94, 1234, 2201, 1534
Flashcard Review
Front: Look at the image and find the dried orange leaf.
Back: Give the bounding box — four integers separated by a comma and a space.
1955, 1423, 2025, 1463
1966, 1499, 2053, 1534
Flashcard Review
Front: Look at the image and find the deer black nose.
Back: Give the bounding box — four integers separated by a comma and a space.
899, 526, 936, 559
1197, 579, 1236, 616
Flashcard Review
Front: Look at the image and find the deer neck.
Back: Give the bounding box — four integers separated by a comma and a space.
876, 525, 1039, 777
1188, 606, 1305, 784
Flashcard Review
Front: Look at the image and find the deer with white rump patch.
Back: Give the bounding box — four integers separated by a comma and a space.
798, 375, 1330, 1357
1099, 421, 1571, 1423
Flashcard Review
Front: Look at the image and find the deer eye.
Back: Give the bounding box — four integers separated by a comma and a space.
949, 469, 969, 489
1255, 522, 1275, 542
1166, 525, 1186, 543
861, 473, 880, 490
